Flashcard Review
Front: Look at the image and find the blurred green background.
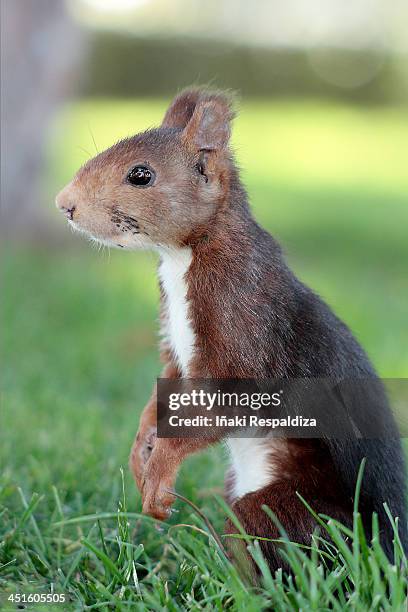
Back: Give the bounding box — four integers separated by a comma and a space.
1, 0, 408, 593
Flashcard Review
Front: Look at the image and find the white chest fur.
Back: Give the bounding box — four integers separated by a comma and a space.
158, 247, 195, 377
159, 249, 279, 499
227, 437, 282, 499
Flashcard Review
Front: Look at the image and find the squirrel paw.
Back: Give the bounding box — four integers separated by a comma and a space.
141, 464, 175, 521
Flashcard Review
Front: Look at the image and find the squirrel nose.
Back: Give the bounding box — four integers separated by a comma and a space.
56, 187, 76, 220
59, 204, 76, 220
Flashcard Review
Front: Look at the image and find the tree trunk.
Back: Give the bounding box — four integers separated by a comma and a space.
1, 0, 86, 237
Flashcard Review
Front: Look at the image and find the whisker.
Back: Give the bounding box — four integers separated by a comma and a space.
94, 200, 152, 227
77, 146, 93, 159
87, 122, 99, 154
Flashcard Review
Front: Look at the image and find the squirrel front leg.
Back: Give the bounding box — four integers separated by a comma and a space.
129, 359, 179, 491
141, 437, 216, 520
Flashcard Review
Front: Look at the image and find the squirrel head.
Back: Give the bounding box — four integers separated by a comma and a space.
56, 88, 236, 249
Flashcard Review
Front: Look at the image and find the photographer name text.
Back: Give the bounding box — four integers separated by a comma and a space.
168, 414, 317, 428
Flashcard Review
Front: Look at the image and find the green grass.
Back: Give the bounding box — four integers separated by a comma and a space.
1, 98, 408, 609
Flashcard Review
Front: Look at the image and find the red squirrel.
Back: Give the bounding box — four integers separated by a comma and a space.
56, 88, 407, 571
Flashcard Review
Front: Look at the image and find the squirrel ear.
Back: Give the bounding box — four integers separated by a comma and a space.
162, 89, 203, 129
182, 94, 234, 151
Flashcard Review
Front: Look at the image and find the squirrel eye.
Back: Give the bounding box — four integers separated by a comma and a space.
127, 165, 155, 187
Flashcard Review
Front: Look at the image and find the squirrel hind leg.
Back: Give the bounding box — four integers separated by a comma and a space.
224, 480, 351, 577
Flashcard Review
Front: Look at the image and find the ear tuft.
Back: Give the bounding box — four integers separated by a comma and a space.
162, 89, 203, 129
182, 89, 236, 151
162, 88, 236, 150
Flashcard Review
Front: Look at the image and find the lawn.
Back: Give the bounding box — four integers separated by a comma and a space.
1, 99, 407, 609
